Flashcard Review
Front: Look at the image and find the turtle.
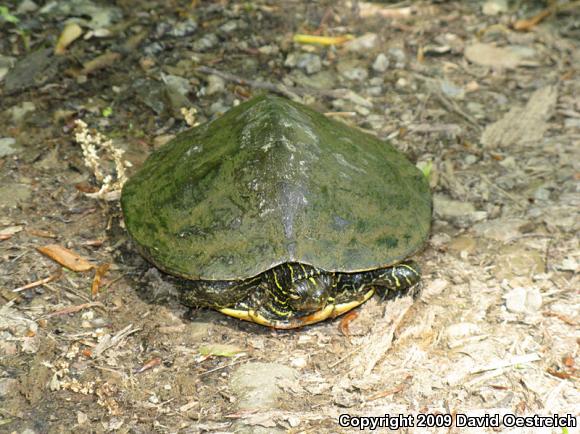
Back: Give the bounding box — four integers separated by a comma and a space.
121, 94, 432, 329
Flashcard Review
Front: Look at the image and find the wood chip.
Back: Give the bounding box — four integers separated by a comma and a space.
91, 263, 111, 298
465, 43, 525, 70
81, 52, 121, 75
37, 244, 95, 272
481, 86, 558, 148
0, 225, 23, 240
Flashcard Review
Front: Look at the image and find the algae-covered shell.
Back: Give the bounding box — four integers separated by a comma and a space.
121, 95, 432, 280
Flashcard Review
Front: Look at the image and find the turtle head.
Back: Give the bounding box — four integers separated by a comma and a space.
282, 275, 332, 314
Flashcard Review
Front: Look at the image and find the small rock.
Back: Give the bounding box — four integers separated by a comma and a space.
564, 118, 580, 129
284, 52, 298, 68
0, 138, 17, 157
17, 0, 39, 13
482, 0, 508, 15
342, 66, 368, 81
193, 34, 218, 51
372, 53, 390, 72
465, 43, 532, 70
258, 45, 279, 55
345, 33, 378, 51
220, 20, 246, 33
440, 80, 464, 99
290, 70, 336, 90
205, 74, 225, 95
163, 74, 192, 96
0, 183, 32, 208
290, 356, 307, 368
296, 53, 322, 75
388, 47, 406, 68
337, 59, 368, 81
557, 256, 578, 272
9, 101, 36, 123
156, 19, 197, 38
230, 362, 297, 411
0, 378, 18, 398
433, 194, 486, 226
143, 42, 165, 56
504, 287, 542, 313
366, 86, 382, 96
445, 322, 481, 348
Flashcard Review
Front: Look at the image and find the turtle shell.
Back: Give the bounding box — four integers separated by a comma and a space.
121, 94, 432, 280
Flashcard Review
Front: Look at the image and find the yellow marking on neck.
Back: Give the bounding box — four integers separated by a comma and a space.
309, 277, 317, 285
272, 269, 283, 290
392, 270, 400, 288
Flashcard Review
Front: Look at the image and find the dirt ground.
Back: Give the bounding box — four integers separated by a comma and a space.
1, 1, 578, 433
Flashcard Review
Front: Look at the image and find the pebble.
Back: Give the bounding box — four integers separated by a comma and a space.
388, 47, 406, 68
0, 378, 18, 398
372, 53, 390, 72
0, 183, 33, 208
163, 74, 192, 96
193, 33, 218, 51
337, 59, 368, 81
156, 19, 197, 38
345, 33, 378, 51
482, 0, 508, 15
0, 137, 17, 157
296, 53, 322, 75
17, 0, 38, 13
9, 101, 36, 123
445, 322, 481, 348
433, 193, 486, 226
504, 287, 542, 313
220, 20, 246, 33
205, 74, 226, 95
341, 66, 368, 81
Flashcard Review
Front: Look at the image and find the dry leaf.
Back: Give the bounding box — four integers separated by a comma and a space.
0, 225, 23, 240
82, 52, 121, 75
27, 228, 57, 238
513, 9, 552, 31
91, 263, 111, 298
55, 23, 83, 55
37, 244, 94, 271
481, 86, 558, 148
199, 344, 245, 357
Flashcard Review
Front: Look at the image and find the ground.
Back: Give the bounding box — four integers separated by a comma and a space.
0, 1, 578, 433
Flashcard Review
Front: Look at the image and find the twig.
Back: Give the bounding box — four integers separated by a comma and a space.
195, 66, 350, 100
92, 323, 140, 358
12, 270, 62, 292
469, 352, 541, 374
198, 357, 252, 377
328, 346, 360, 369
44, 301, 106, 318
